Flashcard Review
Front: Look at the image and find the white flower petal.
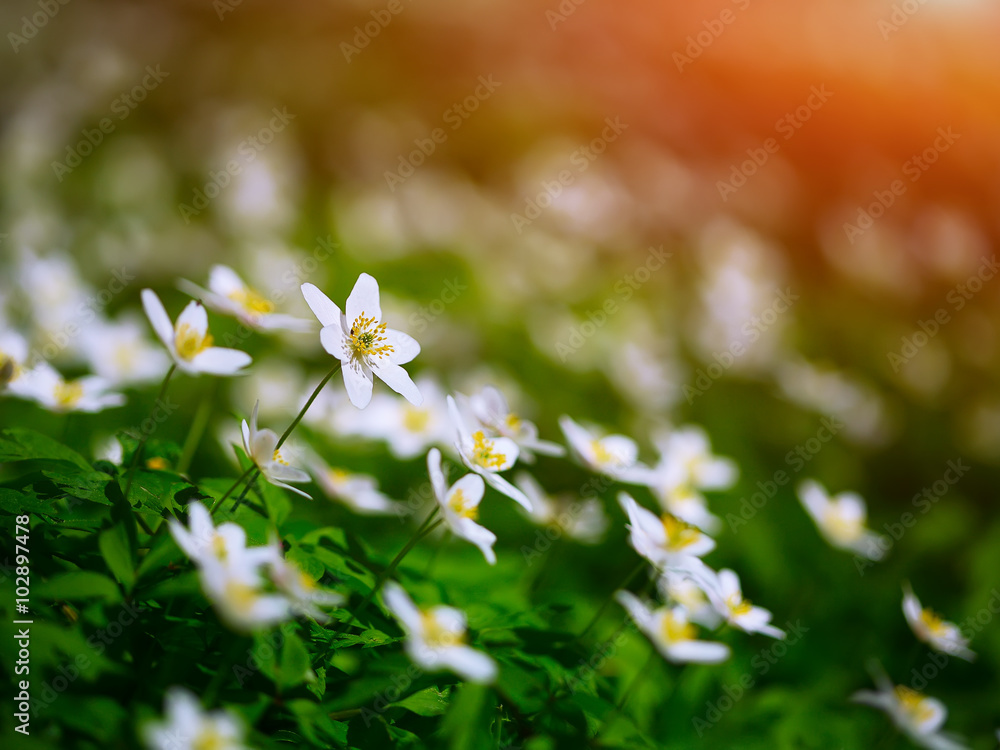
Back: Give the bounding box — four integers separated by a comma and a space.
346, 273, 381, 327
342, 364, 374, 409
191, 347, 252, 375
370, 361, 422, 406
301, 283, 342, 328
141, 289, 175, 352
385, 328, 421, 365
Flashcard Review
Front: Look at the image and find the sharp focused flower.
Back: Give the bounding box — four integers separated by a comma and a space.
852, 675, 969, 750
300, 275, 421, 409
181, 264, 313, 332
797, 480, 885, 560
307, 456, 400, 516
143, 687, 249, 750
559, 415, 650, 482
615, 590, 730, 664
902, 583, 975, 662
618, 492, 715, 570
447, 395, 532, 510
515, 472, 608, 544
142, 289, 252, 376
383, 582, 497, 683
80, 316, 171, 385
242, 401, 312, 499
428, 448, 496, 564
13, 361, 125, 413
463, 385, 565, 461
700, 567, 785, 639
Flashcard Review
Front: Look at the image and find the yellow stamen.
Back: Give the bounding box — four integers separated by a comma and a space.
590, 440, 615, 465
297, 569, 317, 592
54, 380, 83, 408
660, 610, 696, 643
228, 286, 275, 315
505, 413, 522, 431
448, 488, 479, 520
193, 728, 229, 750
272, 449, 289, 466
146, 456, 169, 470
211, 533, 228, 562
919, 608, 949, 637
471, 431, 507, 470
328, 468, 349, 484
174, 323, 214, 361
823, 507, 863, 544
403, 406, 430, 433
224, 580, 259, 613
894, 686, 935, 724
348, 312, 394, 361
420, 611, 465, 648
727, 593, 753, 617
661, 514, 702, 550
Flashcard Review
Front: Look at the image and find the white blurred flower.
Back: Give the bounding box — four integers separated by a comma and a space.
462, 385, 564, 461
266, 544, 344, 623
514, 472, 607, 544
301, 275, 421, 409
657, 569, 722, 630
700, 568, 785, 639
241, 401, 312, 499
365, 375, 452, 459
181, 264, 313, 333
143, 687, 249, 750
427, 448, 496, 565
615, 591, 729, 664
80, 315, 171, 385
142, 289, 252, 376
902, 584, 975, 662
852, 675, 968, 750
167, 502, 275, 574
0, 330, 30, 391
14, 361, 124, 413
797, 480, 885, 561
446, 395, 532, 510
618, 492, 715, 571
383, 582, 497, 683
308, 457, 399, 516
559, 415, 650, 483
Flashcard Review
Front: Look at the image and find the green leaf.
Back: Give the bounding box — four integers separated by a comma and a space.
34, 571, 122, 604
306, 666, 327, 700
42, 470, 113, 506
0, 487, 55, 516
391, 686, 452, 717
441, 683, 493, 750
0, 428, 91, 470
276, 632, 313, 690
99, 522, 136, 590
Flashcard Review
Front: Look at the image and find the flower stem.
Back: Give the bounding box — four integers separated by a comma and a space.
124, 363, 177, 501
229, 469, 260, 514
577, 560, 646, 641
210, 465, 256, 515
177, 380, 216, 475
615, 646, 657, 711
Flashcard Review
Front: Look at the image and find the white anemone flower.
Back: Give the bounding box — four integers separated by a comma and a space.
615, 591, 730, 664
797, 480, 885, 560
14, 361, 125, 413
559, 415, 650, 483
463, 385, 565, 461
383, 582, 497, 683
427, 448, 496, 565
902, 584, 975, 662
618, 492, 715, 571
300, 275, 421, 409
242, 401, 312, 499
180, 264, 313, 332
852, 673, 969, 750
0, 330, 29, 391
167, 502, 277, 573
80, 316, 171, 385
265, 543, 344, 623
365, 375, 452, 459
307, 456, 400, 516
141, 289, 252, 376
514, 472, 608, 544
143, 687, 249, 750
446, 395, 532, 510
657, 569, 723, 630
197, 562, 291, 632
701, 567, 785, 639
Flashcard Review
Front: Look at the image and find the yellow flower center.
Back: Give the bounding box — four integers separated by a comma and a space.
193, 728, 229, 750
328, 468, 349, 484
894, 686, 935, 724
272, 449, 289, 466
590, 440, 616, 466
403, 406, 430, 433
228, 287, 275, 315
727, 593, 753, 617
54, 380, 83, 408
297, 569, 317, 592
505, 413, 522, 431
471, 431, 507, 470
919, 608, 949, 637
211, 533, 228, 561
823, 507, 863, 544
348, 313, 393, 361
146, 456, 169, 470
661, 514, 701, 550
0, 351, 18, 386
448, 488, 479, 520
420, 611, 465, 648
225, 580, 259, 613
174, 323, 214, 361
660, 610, 696, 643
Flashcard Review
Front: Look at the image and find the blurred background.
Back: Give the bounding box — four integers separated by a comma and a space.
2, 0, 1000, 746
